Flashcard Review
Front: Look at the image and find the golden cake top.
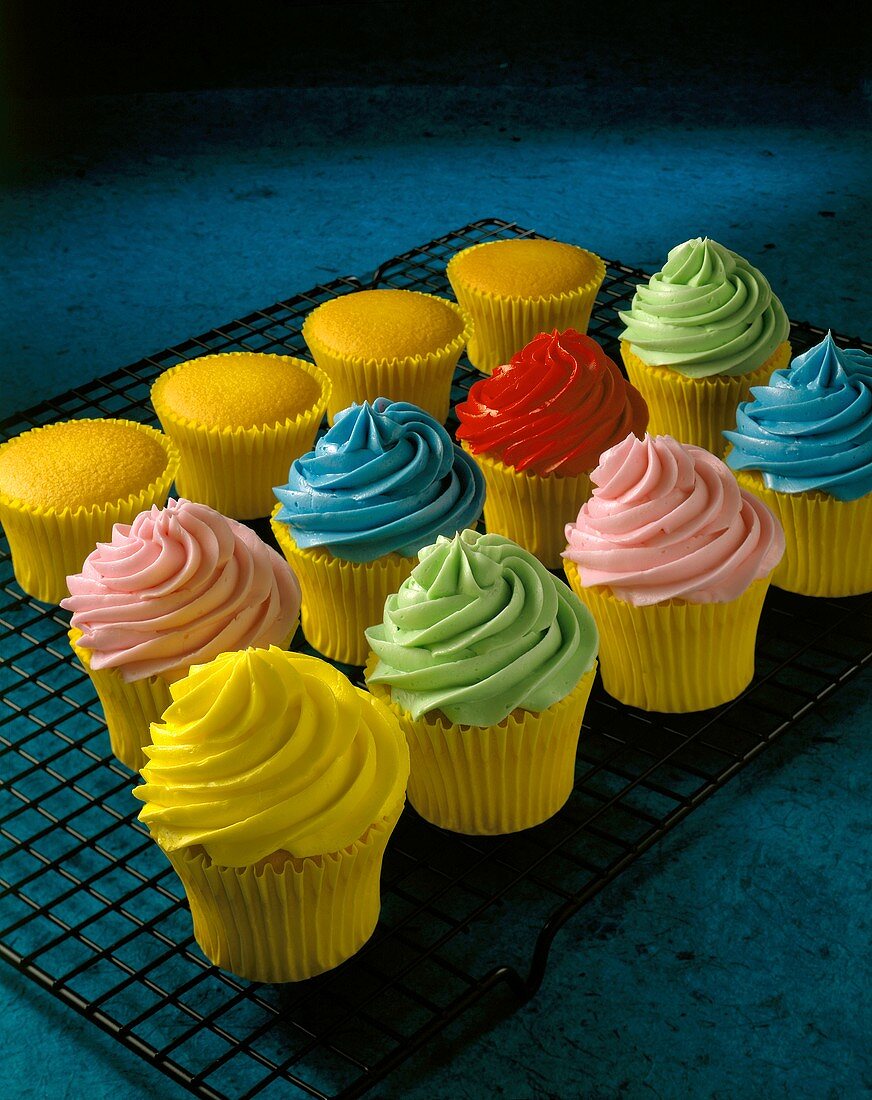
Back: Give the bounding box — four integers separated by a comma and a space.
303, 289, 466, 362
152, 353, 322, 430
0, 419, 172, 512
449, 238, 601, 299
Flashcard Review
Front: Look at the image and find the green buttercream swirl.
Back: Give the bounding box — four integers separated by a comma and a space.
619, 238, 789, 378
365, 530, 597, 725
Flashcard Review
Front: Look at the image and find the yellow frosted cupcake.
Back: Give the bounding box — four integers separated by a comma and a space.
134, 647, 410, 983
0, 418, 178, 603
302, 289, 470, 424
563, 433, 785, 712
63, 497, 301, 770
151, 352, 330, 519
446, 237, 605, 374
365, 530, 598, 836
619, 237, 791, 457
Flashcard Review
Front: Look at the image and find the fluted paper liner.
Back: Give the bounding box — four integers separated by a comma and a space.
564, 560, 770, 712
302, 295, 471, 424
271, 506, 415, 665
621, 341, 791, 458
447, 242, 605, 375
162, 800, 404, 983
734, 469, 872, 597
462, 444, 592, 569
69, 624, 298, 772
151, 355, 330, 520
366, 657, 597, 835
0, 421, 179, 604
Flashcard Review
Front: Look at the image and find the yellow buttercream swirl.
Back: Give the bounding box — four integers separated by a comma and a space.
134, 646, 409, 866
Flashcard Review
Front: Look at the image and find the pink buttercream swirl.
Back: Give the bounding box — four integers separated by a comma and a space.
62, 498, 301, 681
563, 434, 784, 605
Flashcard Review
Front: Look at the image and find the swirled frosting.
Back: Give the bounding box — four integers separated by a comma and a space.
134, 647, 409, 865
365, 530, 597, 725
455, 329, 648, 476
619, 238, 790, 378
725, 333, 872, 501
273, 398, 485, 562
563, 434, 784, 605
62, 498, 300, 682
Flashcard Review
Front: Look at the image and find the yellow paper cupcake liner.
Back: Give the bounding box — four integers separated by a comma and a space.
621, 341, 791, 458
447, 242, 606, 375
151, 356, 330, 520
163, 800, 404, 983
564, 560, 769, 712
0, 421, 178, 605
463, 444, 592, 569
69, 623, 298, 771
302, 295, 471, 424
734, 469, 872, 597
366, 657, 597, 835
271, 507, 415, 665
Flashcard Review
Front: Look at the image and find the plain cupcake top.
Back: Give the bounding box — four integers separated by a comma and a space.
134, 647, 409, 866
151, 352, 325, 430
0, 419, 177, 513
365, 529, 598, 725
619, 237, 790, 378
63, 498, 301, 681
455, 329, 649, 476
447, 238, 603, 300
302, 289, 467, 361
564, 433, 784, 605
725, 333, 872, 501
273, 397, 484, 562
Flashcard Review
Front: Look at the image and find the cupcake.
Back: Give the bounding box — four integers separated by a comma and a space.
302, 289, 470, 424
563, 433, 784, 712
62, 498, 301, 770
0, 418, 178, 604
446, 237, 605, 374
456, 329, 648, 567
619, 238, 791, 457
365, 530, 598, 836
271, 397, 484, 665
724, 333, 872, 596
151, 352, 330, 520
134, 647, 410, 983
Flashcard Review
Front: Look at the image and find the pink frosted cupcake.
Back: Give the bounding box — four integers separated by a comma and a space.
62, 498, 301, 769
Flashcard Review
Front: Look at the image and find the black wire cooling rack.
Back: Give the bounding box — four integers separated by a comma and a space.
2, 218, 871, 1100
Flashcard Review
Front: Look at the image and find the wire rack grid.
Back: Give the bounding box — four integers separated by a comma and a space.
1, 218, 871, 1100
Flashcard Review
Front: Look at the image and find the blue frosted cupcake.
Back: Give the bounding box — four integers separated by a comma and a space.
271, 397, 485, 662
724, 332, 872, 596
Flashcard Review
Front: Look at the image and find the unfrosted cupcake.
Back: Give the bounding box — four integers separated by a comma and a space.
619, 238, 791, 456
151, 351, 330, 519
365, 530, 598, 836
456, 329, 648, 567
271, 397, 484, 665
447, 237, 606, 374
564, 433, 784, 712
63, 498, 300, 769
0, 418, 178, 603
135, 647, 409, 983
302, 289, 470, 424
724, 332, 872, 596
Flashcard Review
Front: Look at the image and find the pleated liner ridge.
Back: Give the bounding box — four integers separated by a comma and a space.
621, 341, 791, 459
462, 444, 593, 569
564, 560, 770, 712
735, 468, 872, 597
366, 657, 597, 836
164, 801, 404, 984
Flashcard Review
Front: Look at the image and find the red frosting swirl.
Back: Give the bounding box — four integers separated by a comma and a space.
455, 329, 649, 476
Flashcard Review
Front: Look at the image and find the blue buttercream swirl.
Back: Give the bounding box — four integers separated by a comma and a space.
273, 398, 485, 562
724, 333, 872, 501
